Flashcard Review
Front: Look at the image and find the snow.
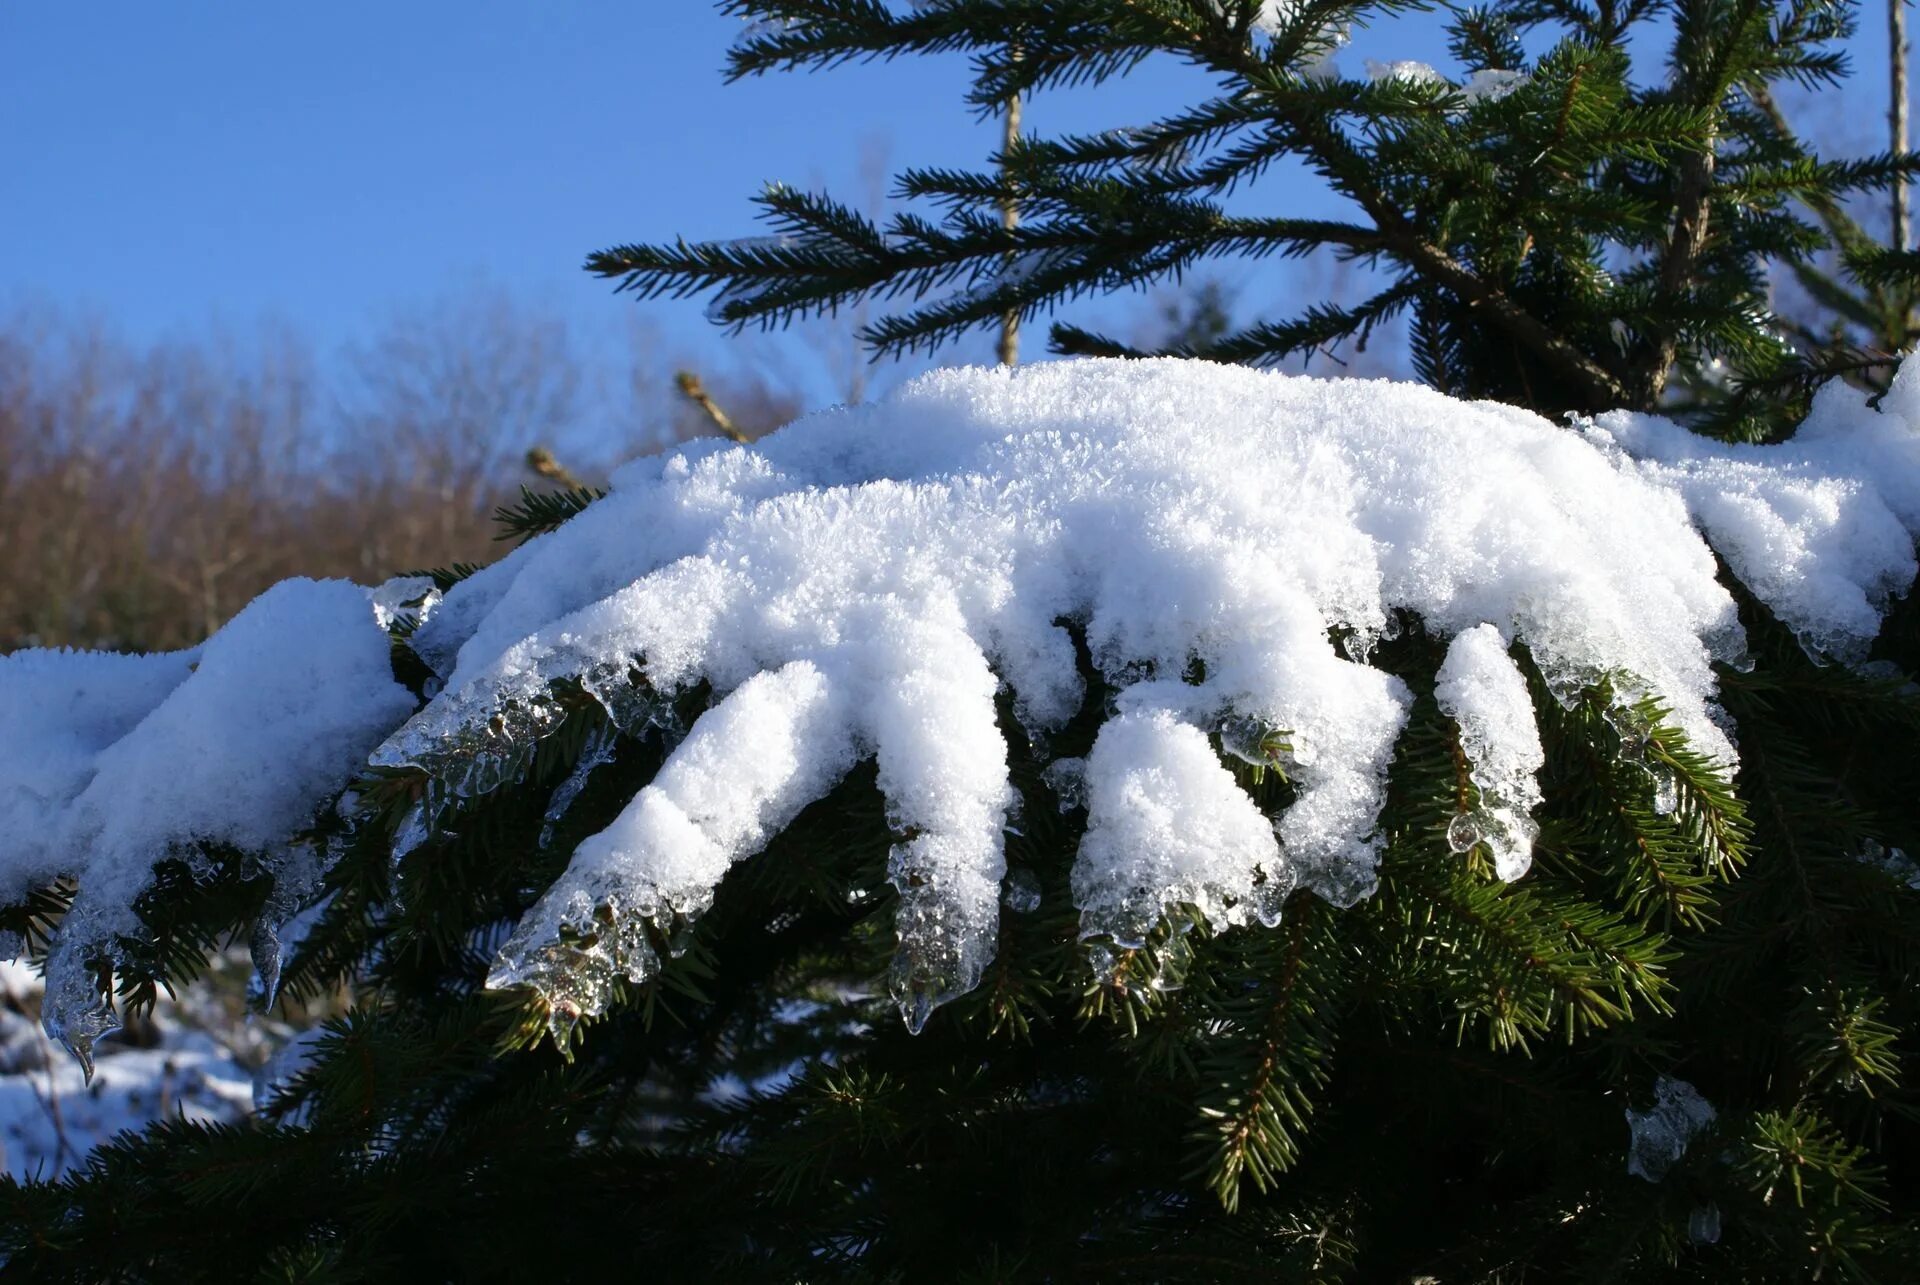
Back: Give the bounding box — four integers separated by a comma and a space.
1364, 59, 1443, 86
0, 580, 413, 1069
390, 357, 1771, 1033
10, 357, 1920, 1047
1625, 1074, 1716, 1181
1592, 375, 1920, 659
1434, 624, 1545, 880
1364, 60, 1529, 105
0, 959, 259, 1181
1246, 1, 1347, 78
1072, 710, 1294, 955
1461, 68, 1529, 103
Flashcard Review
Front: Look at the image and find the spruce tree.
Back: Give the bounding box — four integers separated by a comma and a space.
4, 3, 1919, 1282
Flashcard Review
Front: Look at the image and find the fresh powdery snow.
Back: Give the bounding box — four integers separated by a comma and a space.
9, 358, 1920, 1055
0, 579, 414, 1070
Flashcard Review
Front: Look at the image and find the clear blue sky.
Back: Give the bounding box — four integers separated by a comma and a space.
1, 2, 1903, 412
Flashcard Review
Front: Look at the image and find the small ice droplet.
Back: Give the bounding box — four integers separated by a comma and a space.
1688, 1202, 1722, 1245
1247, 861, 1295, 928
1002, 866, 1042, 914
901, 987, 937, 1036
1652, 771, 1679, 816
1085, 941, 1120, 987
1003, 792, 1026, 838
1446, 811, 1482, 853
1041, 756, 1087, 812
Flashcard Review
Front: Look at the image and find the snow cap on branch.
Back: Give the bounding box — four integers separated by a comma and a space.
14, 358, 1920, 1051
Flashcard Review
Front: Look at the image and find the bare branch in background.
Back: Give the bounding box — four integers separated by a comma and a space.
673, 370, 750, 443
525, 446, 584, 490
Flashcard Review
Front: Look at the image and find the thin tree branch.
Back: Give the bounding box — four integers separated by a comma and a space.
674, 370, 751, 444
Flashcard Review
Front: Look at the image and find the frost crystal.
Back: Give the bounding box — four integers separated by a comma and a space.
367, 574, 442, 632
1002, 866, 1043, 914
1364, 59, 1443, 86
1433, 624, 1544, 880
1363, 61, 1528, 107
1626, 1075, 1717, 1182
1460, 68, 1528, 103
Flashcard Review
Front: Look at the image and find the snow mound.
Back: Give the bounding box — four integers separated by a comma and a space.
383, 357, 1849, 1037
12, 358, 1920, 1049
0, 580, 413, 1070
1592, 375, 1920, 659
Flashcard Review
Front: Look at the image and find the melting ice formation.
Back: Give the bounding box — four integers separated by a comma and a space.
8, 358, 1920, 1053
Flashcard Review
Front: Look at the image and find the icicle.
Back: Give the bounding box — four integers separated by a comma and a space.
1217, 714, 1291, 769
41, 935, 121, 1080
1855, 839, 1920, 890
1041, 756, 1087, 812
390, 797, 433, 864
247, 838, 333, 1012
869, 622, 1015, 1034
539, 720, 620, 849
581, 658, 680, 740
1651, 770, 1680, 817
370, 691, 564, 801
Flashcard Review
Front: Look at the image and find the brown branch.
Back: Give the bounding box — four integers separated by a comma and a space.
673, 370, 750, 444
1632, 145, 1717, 407
525, 446, 583, 491
1387, 225, 1630, 407
998, 83, 1023, 368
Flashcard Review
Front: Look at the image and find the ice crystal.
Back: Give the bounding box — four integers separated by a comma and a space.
1626, 1075, 1716, 1182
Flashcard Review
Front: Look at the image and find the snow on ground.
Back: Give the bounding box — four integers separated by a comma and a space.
0, 959, 257, 1182
9, 357, 1920, 1051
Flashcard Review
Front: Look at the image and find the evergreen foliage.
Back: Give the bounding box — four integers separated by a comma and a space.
4, 2, 1919, 1280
